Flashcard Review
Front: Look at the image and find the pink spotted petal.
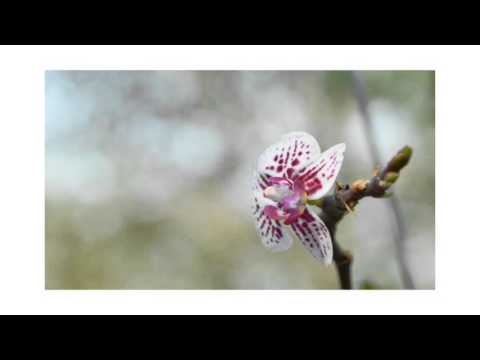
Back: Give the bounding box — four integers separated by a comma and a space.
297, 143, 346, 200
257, 132, 321, 180
288, 208, 333, 264
251, 188, 293, 252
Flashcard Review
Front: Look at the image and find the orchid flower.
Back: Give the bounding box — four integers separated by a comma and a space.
251, 132, 346, 264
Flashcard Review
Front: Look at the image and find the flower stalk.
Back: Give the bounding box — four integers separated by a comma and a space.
315, 145, 413, 289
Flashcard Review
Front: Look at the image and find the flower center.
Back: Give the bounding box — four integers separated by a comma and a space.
263, 183, 291, 203
263, 178, 308, 224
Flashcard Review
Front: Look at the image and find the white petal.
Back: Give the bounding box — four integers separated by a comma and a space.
297, 143, 346, 200
257, 132, 321, 180
288, 208, 333, 264
251, 188, 293, 252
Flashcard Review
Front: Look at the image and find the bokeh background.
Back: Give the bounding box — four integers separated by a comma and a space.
45, 71, 435, 289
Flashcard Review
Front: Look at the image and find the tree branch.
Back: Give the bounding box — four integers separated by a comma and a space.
311, 146, 414, 289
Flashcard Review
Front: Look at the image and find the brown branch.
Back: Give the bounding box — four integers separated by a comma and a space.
312, 146, 413, 289
331, 233, 352, 290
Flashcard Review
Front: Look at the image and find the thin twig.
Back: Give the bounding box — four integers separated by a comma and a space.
350, 71, 415, 289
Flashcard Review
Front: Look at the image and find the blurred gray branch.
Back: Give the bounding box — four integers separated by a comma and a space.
350, 71, 415, 289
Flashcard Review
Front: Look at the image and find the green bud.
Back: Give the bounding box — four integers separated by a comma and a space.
384, 171, 399, 184
388, 146, 413, 172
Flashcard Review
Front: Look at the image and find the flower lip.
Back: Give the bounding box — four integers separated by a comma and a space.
263, 205, 287, 221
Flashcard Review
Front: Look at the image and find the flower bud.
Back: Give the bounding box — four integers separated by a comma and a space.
388, 146, 413, 172
384, 172, 399, 184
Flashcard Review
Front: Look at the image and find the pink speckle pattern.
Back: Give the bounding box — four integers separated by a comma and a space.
252, 132, 346, 262
252, 171, 292, 251
257, 132, 322, 180
299, 143, 345, 200
290, 208, 332, 263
